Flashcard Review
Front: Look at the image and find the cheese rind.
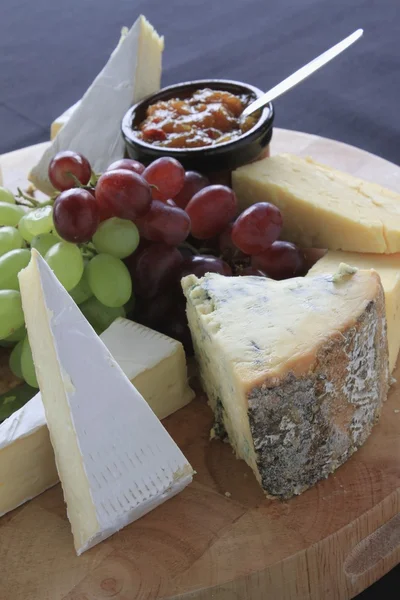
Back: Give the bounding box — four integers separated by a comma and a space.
18, 251, 193, 554
308, 251, 400, 373
182, 271, 389, 498
232, 154, 400, 253
49, 28, 130, 139
50, 101, 80, 140
100, 318, 194, 419
0, 318, 193, 519
0, 394, 58, 516
30, 16, 163, 195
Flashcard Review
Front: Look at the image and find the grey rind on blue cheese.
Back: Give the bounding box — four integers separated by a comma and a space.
181, 272, 389, 499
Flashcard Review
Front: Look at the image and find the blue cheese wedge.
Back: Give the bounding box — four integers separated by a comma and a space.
182, 271, 389, 499
18, 251, 193, 555
29, 15, 163, 195
0, 318, 193, 518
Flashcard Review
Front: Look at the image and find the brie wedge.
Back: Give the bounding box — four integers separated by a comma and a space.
50, 101, 80, 140
0, 318, 193, 518
49, 28, 130, 139
18, 251, 193, 554
29, 15, 164, 195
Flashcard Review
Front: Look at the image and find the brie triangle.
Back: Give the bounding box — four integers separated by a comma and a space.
29, 15, 164, 195
18, 250, 193, 555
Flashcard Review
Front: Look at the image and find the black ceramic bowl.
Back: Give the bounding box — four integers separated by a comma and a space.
121, 79, 274, 173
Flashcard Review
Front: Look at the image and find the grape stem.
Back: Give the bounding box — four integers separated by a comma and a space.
89, 171, 101, 186
66, 172, 96, 193
16, 188, 54, 208
16, 188, 41, 208
79, 243, 97, 259
179, 241, 200, 256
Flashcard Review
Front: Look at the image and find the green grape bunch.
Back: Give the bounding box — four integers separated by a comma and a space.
0, 150, 214, 389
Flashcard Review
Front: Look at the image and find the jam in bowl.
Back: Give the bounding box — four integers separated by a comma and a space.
121, 79, 274, 175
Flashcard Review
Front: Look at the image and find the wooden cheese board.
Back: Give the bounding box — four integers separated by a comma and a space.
1, 128, 400, 600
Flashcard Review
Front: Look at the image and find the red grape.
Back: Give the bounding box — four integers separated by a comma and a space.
158, 305, 194, 355
48, 151, 92, 191
129, 243, 183, 298
302, 248, 327, 271
218, 223, 247, 263
95, 170, 152, 220
106, 158, 145, 175
53, 189, 100, 243
251, 241, 305, 280
219, 223, 235, 255
143, 157, 185, 201
185, 185, 238, 239
239, 267, 267, 277
180, 255, 232, 278
174, 171, 210, 209
135, 289, 182, 328
136, 200, 190, 246
231, 202, 283, 255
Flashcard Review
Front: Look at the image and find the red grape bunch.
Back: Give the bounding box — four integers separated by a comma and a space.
45, 150, 304, 353
1, 147, 306, 389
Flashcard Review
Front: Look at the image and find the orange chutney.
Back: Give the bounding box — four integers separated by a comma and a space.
134, 88, 259, 149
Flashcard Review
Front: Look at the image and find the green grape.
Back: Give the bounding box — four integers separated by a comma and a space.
45, 242, 84, 291
0, 187, 16, 204
0, 202, 26, 227
31, 232, 58, 256
69, 263, 92, 305
21, 336, 38, 388
0, 290, 25, 339
4, 324, 26, 342
87, 254, 132, 308
124, 293, 136, 316
92, 218, 140, 259
51, 228, 63, 242
20, 205, 53, 237
0, 226, 24, 257
0, 248, 31, 290
18, 213, 35, 243
80, 296, 126, 334
9, 339, 24, 379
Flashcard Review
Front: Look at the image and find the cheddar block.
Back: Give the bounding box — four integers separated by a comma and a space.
232, 154, 400, 253
308, 251, 400, 372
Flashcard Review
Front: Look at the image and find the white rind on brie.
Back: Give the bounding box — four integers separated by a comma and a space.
18, 250, 192, 554
0, 318, 193, 518
29, 15, 164, 194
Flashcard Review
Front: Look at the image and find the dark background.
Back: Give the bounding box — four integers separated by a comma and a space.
0, 0, 399, 597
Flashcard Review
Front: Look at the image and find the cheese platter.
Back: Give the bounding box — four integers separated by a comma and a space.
0, 14, 400, 600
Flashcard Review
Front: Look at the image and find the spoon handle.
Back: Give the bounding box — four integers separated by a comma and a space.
242, 29, 363, 117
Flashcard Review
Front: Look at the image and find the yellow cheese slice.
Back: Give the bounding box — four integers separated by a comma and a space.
308, 250, 400, 372
232, 153, 400, 253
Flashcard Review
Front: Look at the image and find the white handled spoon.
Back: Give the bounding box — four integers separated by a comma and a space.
242, 28, 363, 117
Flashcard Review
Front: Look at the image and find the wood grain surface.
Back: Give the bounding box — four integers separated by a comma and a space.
0, 129, 399, 600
